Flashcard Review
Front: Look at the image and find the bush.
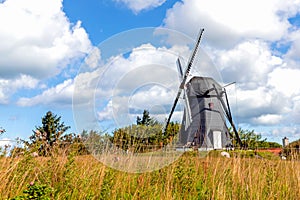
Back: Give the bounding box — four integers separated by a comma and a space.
11, 182, 53, 200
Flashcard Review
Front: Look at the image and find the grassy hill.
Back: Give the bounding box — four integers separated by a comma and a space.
1, 151, 299, 199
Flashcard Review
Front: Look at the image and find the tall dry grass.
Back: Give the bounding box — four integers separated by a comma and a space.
0, 151, 299, 199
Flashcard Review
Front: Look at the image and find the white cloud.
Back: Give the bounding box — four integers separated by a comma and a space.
227, 68, 300, 127
17, 43, 182, 108
98, 93, 184, 127
129, 85, 175, 109
74, 43, 190, 129
0, 0, 91, 79
17, 79, 74, 107
216, 40, 283, 89
97, 100, 114, 121
0, 74, 39, 104
84, 47, 102, 69
114, 0, 166, 13
285, 97, 300, 124
272, 126, 300, 141
163, 0, 297, 48
285, 29, 300, 60
234, 86, 290, 125
268, 67, 300, 97
253, 114, 283, 125
93, 44, 183, 126
93, 43, 183, 95
107, 84, 178, 125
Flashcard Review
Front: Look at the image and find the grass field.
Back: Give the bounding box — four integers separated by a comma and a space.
1, 151, 299, 199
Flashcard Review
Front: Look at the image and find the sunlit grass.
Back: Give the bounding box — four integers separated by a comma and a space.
0, 151, 299, 199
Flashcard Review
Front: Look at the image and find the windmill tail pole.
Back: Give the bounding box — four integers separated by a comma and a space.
163, 28, 204, 135
231, 120, 243, 147
223, 88, 242, 147
212, 84, 243, 147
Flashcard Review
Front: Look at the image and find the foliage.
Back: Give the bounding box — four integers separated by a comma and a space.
287, 139, 300, 148
231, 128, 281, 149
10, 118, 108, 157
59, 132, 89, 155
11, 182, 53, 200
79, 130, 111, 155
111, 124, 163, 152
111, 110, 180, 152
25, 111, 71, 156
282, 139, 300, 159
111, 122, 180, 153
136, 110, 158, 126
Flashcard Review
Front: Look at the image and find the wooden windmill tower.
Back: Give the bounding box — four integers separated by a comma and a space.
163, 29, 242, 149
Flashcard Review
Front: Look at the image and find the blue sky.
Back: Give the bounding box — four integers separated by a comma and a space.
1, 0, 300, 146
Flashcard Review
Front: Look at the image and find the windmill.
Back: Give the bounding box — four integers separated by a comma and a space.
163, 29, 242, 149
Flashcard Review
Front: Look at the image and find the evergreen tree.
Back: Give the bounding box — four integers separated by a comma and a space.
136, 110, 158, 126
28, 111, 70, 156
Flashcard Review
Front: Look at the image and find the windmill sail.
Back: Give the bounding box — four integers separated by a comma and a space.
163, 28, 204, 134
177, 58, 192, 130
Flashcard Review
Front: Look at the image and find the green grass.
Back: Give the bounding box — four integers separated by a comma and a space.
0, 151, 299, 199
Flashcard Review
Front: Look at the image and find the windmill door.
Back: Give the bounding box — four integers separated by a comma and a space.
213, 131, 222, 149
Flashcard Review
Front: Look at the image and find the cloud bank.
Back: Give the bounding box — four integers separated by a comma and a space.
0, 0, 91, 103
6, 0, 300, 142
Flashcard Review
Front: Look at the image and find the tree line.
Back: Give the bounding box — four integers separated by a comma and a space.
5, 110, 180, 156
1, 110, 281, 157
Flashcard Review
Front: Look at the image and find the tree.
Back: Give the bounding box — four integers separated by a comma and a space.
231, 127, 280, 149
282, 139, 300, 159
112, 110, 180, 152
0, 127, 5, 135
80, 130, 110, 155
136, 110, 158, 126
27, 111, 70, 156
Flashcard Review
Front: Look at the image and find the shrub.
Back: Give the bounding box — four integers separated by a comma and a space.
11, 182, 53, 200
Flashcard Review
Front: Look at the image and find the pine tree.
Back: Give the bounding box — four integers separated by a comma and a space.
29, 111, 70, 156
136, 110, 158, 126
